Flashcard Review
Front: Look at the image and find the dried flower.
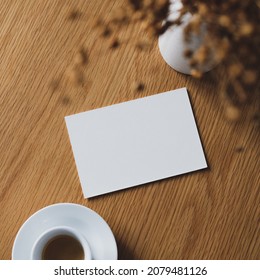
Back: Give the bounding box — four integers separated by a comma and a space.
252, 113, 260, 126
184, 49, 193, 58
133, 81, 145, 92
102, 27, 112, 38
239, 23, 254, 36
235, 146, 245, 153
73, 0, 259, 122
61, 96, 71, 105
218, 15, 232, 27
49, 79, 60, 92
228, 63, 243, 79
198, 4, 208, 16
67, 10, 82, 21
190, 69, 202, 79
109, 38, 120, 49
108, 0, 260, 122
66, 66, 84, 85
225, 105, 241, 122
136, 39, 152, 51
111, 7, 130, 25
74, 47, 88, 65
243, 70, 257, 85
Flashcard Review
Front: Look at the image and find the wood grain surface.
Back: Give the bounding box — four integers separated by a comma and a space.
0, 0, 259, 260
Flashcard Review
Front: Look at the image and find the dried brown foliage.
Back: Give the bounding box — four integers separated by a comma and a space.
106, 0, 259, 121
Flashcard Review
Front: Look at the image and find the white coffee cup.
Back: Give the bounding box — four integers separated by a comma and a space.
30, 226, 92, 260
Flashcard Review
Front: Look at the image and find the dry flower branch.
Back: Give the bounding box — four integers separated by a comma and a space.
102, 0, 259, 122
61, 2, 259, 123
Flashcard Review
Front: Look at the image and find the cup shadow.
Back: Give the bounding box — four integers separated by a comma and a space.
116, 239, 136, 260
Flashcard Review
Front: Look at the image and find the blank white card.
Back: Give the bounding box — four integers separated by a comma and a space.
65, 88, 207, 198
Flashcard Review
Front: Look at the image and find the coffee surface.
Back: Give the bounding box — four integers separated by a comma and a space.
42, 235, 84, 260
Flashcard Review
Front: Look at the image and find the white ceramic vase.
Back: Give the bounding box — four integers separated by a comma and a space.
158, 0, 213, 75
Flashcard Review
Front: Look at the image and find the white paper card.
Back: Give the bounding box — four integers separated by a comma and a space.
65, 88, 207, 198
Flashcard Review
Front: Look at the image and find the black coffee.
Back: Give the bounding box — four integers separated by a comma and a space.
41, 235, 84, 260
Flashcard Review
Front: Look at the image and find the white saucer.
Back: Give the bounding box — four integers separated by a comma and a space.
12, 203, 117, 260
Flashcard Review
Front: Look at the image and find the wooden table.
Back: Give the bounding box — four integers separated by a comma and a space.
0, 0, 259, 260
